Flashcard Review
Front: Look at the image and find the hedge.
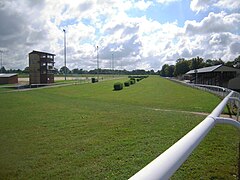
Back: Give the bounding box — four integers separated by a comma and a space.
114, 82, 123, 90
128, 75, 149, 79
91, 78, 98, 83
130, 79, 135, 85
124, 81, 130, 87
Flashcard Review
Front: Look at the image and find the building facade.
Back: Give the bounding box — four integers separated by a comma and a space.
29, 50, 55, 84
0, 73, 18, 85
186, 65, 240, 91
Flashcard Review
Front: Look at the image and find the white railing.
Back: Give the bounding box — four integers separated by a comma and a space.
129, 87, 240, 180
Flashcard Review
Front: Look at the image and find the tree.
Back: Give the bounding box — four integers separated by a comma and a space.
160, 64, 169, 77
72, 68, 79, 74
205, 59, 224, 66
174, 59, 190, 76
59, 66, 70, 74
23, 67, 29, 74
149, 69, 155, 75
167, 65, 175, 77
233, 55, 240, 68
225, 61, 234, 67
190, 57, 204, 70
0, 66, 6, 73
53, 68, 59, 74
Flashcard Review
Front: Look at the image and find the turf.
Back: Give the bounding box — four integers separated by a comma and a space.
0, 76, 239, 179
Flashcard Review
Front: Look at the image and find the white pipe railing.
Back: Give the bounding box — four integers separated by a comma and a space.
129, 90, 240, 180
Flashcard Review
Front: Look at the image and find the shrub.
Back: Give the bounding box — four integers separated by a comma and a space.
130, 78, 136, 83
130, 79, 135, 85
128, 75, 149, 79
136, 78, 140, 82
124, 81, 130, 87
91, 78, 98, 83
114, 82, 123, 90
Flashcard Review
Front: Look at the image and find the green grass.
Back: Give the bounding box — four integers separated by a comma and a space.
0, 76, 239, 179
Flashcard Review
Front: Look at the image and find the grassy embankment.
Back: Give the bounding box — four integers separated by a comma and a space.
0, 76, 239, 179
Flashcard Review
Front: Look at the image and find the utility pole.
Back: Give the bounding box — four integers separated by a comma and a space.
0, 50, 2, 73
112, 53, 114, 77
97, 46, 99, 80
63, 29, 67, 81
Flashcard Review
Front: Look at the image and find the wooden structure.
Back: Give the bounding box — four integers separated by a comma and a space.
0, 73, 18, 85
186, 65, 240, 89
29, 50, 55, 84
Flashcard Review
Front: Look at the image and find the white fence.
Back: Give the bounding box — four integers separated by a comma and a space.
129, 84, 240, 180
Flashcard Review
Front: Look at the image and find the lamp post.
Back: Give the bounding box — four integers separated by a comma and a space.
112, 53, 114, 77
63, 29, 67, 81
97, 46, 99, 80
0, 50, 2, 73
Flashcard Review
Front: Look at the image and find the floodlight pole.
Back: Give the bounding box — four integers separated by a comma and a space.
0, 50, 2, 73
63, 29, 67, 81
97, 46, 99, 80
112, 53, 115, 77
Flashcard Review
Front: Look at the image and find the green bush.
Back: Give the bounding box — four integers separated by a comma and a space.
130, 78, 136, 83
136, 78, 140, 82
124, 81, 130, 87
91, 78, 98, 83
114, 82, 123, 90
130, 79, 135, 85
128, 75, 149, 79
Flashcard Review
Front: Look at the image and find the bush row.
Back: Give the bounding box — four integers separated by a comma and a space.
128, 75, 149, 79
114, 76, 148, 91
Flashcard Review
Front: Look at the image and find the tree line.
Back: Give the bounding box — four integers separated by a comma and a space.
160, 55, 240, 77
1, 55, 239, 76
0, 66, 157, 75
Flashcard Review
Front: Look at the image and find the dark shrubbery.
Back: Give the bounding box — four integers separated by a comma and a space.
114, 82, 123, 90
124, 81, 130, 87
114, 75, 148, 90
91, 78, 98, 83
130, 78, 136, 84
128, 75, 149, 79
130, 79, 135, 85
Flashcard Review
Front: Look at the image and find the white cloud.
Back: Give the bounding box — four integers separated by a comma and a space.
184, 12, 240, 35
134, 0, 153, 10
156, 0, 180, 4
190, 0, 240, 12
230, 42, 240, 55
0, 0, 239, 71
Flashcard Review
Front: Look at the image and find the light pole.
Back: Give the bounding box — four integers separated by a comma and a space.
97, 46, 99, 80
63, 29, 67, 81
0, 50, 2, 73
112, 53, 114, 77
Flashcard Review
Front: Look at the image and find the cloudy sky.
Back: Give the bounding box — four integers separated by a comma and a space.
0, 0, 239, 71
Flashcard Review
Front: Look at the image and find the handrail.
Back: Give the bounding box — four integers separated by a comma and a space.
129, 90, 240, 180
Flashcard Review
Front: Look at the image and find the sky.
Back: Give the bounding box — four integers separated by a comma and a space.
0, 0, 239, 71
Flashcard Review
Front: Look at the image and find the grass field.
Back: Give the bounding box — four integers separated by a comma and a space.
0, 76, 239, 179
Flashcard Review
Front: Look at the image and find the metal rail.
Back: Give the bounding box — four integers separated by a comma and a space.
129, 89, 240, 180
